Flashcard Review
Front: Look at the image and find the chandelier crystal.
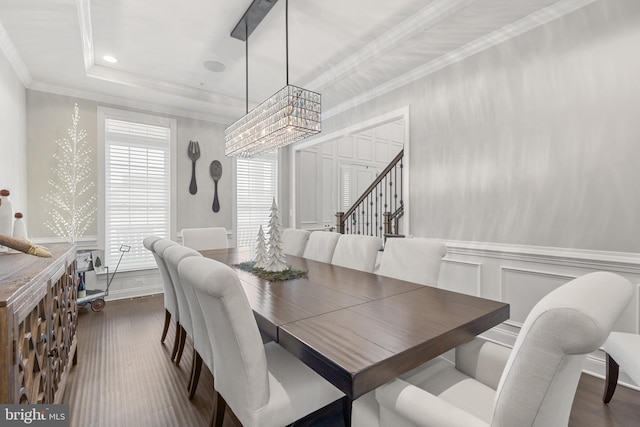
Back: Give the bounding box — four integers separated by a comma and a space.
225, 85, 321, 158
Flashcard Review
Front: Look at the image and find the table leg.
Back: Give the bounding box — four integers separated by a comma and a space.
342, 396, 352, 427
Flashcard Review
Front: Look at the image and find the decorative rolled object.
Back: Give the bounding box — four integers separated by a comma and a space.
0, 234, 52, 257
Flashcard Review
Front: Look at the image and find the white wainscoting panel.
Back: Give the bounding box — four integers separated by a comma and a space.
375, 140, 389, 163
322, 156, 335, 223
439, 259, 481, 296
356, 134, 373, 161
435, 238, 640, 388
337, 135, 353, 158
500, 267, 575, 327
298, 150, 319, 226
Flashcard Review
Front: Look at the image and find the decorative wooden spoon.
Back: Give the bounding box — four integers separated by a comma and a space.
210, 160, 222, 212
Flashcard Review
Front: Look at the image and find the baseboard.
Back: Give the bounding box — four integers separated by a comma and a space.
105, 285, 163, 301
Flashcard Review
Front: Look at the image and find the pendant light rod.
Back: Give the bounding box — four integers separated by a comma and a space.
225, 0, 321, 158
285, 0, 289, 85
245, 17, 249, 114
231, 0, 279, 41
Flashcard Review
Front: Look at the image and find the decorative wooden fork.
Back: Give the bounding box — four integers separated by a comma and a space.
188, 140, 200, 194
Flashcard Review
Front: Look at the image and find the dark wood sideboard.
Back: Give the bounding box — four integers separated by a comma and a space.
0, 244, 78, 404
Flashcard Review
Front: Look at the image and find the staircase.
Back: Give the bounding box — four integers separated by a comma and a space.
336, 149, 404, 238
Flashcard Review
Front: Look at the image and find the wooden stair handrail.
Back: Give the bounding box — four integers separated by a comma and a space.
342, 149, 404, 221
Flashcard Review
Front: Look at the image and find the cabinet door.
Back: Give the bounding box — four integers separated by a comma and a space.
15, 292, 49, 403
12, 252, 77, 404
48, 261, 78, 403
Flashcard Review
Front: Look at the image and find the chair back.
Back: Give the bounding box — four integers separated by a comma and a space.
179, 256, 270, 426
492, 271, 633, 427
303, 231, 341, 263
378, 238, 446, 286
282, 229, 310, 257
181, 227, 229, 251
144, 237, 179, 318
143, 235, 161, 252
331, 234, 382, 273
164, 245, 206, 360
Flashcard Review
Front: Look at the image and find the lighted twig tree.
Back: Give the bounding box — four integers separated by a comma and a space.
265, 198, 287, 272
254, 225, 269, 269
43, 103, 96, 243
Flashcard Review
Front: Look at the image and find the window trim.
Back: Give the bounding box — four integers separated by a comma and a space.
97, 107, 177, 268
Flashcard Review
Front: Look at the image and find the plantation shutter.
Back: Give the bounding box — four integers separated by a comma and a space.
236, 152, 277, 247
104, 118, 171, 271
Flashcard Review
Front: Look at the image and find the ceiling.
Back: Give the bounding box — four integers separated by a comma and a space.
0, 0, 593, 124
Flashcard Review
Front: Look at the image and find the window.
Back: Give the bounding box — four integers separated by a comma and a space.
236, 152, 277, 247
341, 166, 350, 211
99, 109, 176, 271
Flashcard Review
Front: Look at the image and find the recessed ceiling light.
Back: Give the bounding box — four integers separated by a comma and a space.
103, 55, 118, 63
204, 61, 225, 72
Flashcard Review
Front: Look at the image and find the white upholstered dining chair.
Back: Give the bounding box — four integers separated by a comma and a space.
602, 332, 640, 403
179, 256, 345, 427
282, 228, 310, 257
332, 234, 382, 273
143, 237, 181, 359
352, 271, 633, 427
181, 227, 229, 251
302, 231, 341, 263
163, 244, 210, 399
143, 236, 165, 331
377, 237, 447, 286
152, 238, 185, 361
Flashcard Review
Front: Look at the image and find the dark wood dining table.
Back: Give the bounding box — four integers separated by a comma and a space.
200, 247, 509, 418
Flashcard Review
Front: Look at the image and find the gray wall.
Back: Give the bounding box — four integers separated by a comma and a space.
26, 90, 232, 241
0, 48, 27, 216
10, 0, 640, 254
321, 0, 640, 253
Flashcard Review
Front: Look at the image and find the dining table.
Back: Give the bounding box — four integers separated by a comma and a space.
200, 247, 510, 423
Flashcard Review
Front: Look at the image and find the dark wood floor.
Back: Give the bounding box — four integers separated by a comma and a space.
63, 294, 640, 427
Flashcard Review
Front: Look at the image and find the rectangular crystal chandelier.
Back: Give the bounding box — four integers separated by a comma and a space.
225, 85, 321, 158
224, 0, 321, 158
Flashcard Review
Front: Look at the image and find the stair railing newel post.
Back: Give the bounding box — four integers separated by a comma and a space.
384, 212, 392, 236
335, 212, 345, 234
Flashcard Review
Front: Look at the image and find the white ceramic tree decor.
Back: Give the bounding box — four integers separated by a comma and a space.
254, 225, 269, 269
265, 198, 287, 272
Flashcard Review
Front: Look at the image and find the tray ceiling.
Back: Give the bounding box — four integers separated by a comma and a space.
0, 0, 595, 123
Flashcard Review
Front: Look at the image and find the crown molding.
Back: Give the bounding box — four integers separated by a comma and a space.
324, 0, 598, 119
293, 106, 410, 151
28, 80, 234, 124
0, 18, 32, 87
85, 63, 245, 107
